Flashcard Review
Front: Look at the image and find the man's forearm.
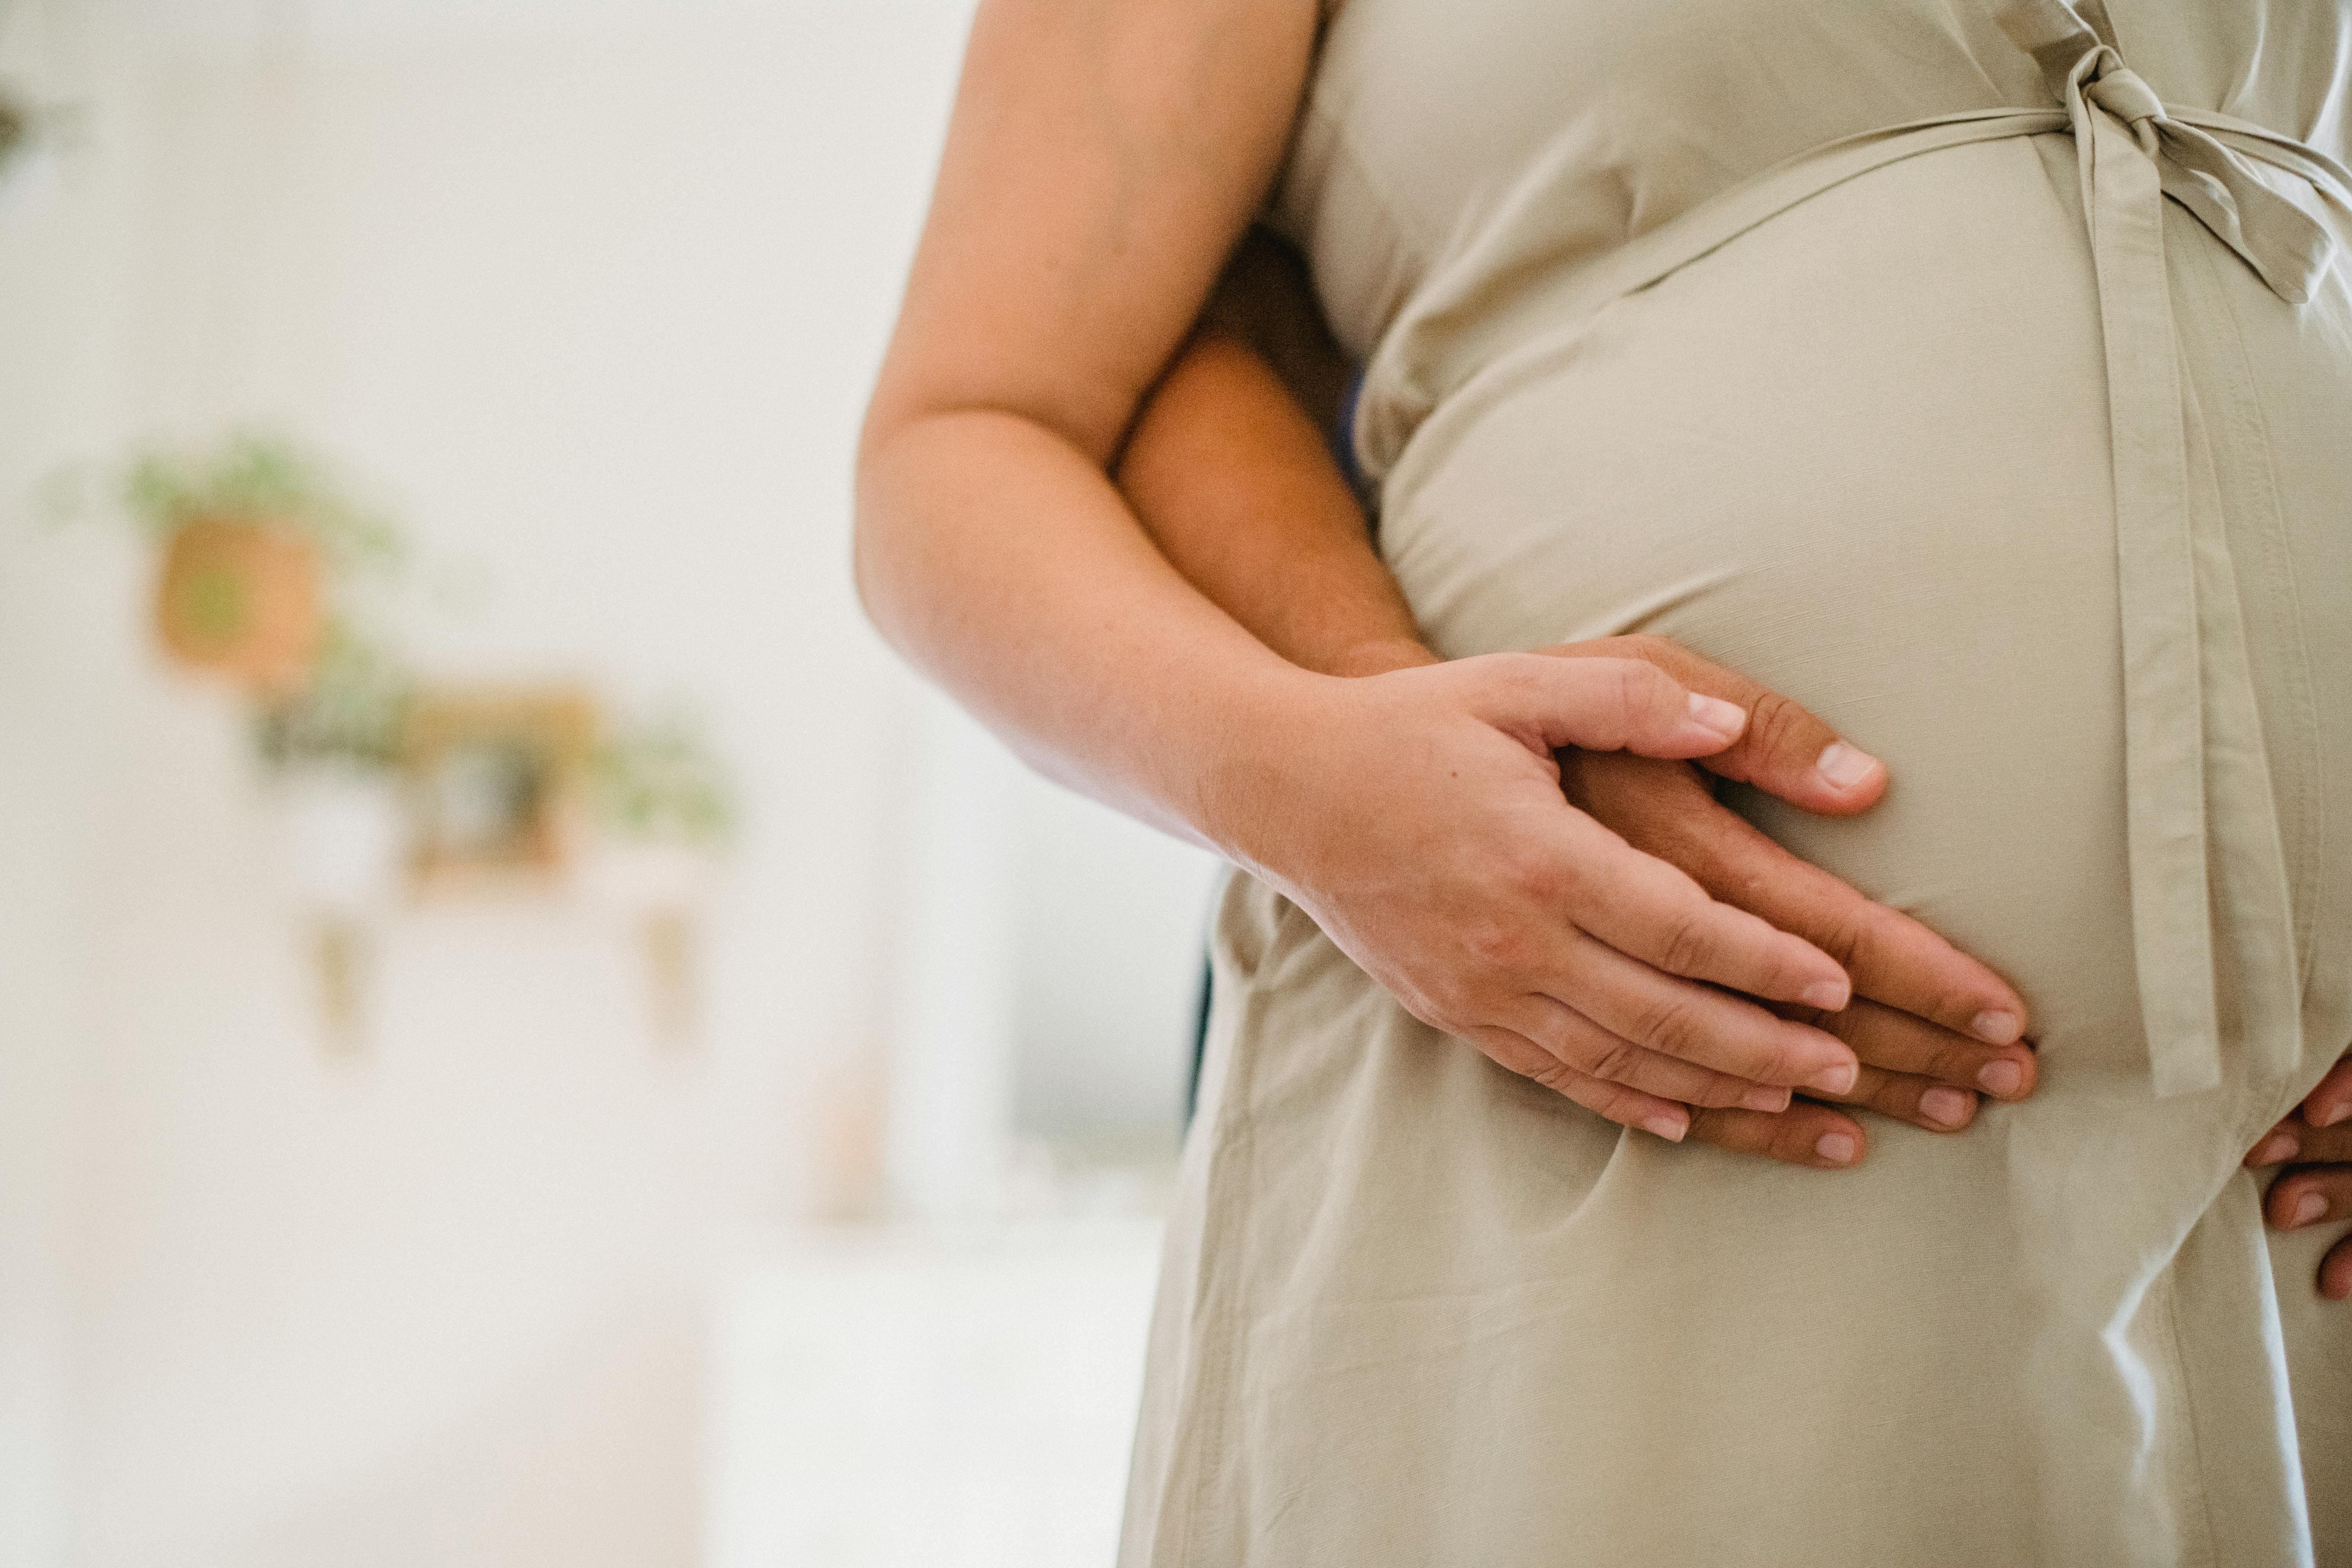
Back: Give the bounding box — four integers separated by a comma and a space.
1116, 328, 1437, 680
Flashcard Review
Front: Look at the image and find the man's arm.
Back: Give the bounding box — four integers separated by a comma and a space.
1117, 238, 1431, 681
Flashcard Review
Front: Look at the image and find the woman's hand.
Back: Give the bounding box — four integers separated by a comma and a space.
2245, 1050, 2352, 1301
1543, 636, 2038, 1169
1212, 652, 1865, 1142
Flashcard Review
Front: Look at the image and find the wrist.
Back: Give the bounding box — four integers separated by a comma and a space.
1188, 660, 1349, 875
1317, 635, 1441, 679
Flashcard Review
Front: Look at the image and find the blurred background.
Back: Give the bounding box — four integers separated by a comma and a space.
0, 1, 1221, 1562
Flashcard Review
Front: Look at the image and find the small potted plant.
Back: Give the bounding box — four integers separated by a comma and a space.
121, 434, 402, 693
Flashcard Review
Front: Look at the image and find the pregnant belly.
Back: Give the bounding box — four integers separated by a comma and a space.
1377, 135, 2352, 1096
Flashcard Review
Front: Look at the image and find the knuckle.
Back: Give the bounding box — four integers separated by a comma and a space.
1497, 652, 1553, 705
1865, 1074, 1918, 1118
1684, 1107, 1753, 1158
1627, 993, 1703, 1057
1579, 1081, 1644, 1128
1494, 846, 1570, 907
1616, 633, 1676, 666
1523, 1056, 1581, 1096
1655, 905, 1719, 978
1683, 1106, 1731, 1147
1610, 659, 1648, 724
1582, 1038, 1645, 1085
1610, 657, 1674, 722
1692, 1073, 1753, 1109
1744, 690, 1809, 765
1806, 903, 1875, 972
1925, 1038, 1986, 1085
1459, 915, 1540, 978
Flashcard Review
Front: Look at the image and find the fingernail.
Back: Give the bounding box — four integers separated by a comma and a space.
1687, 693, 1746, 739
2291, 1191, 2328, 1227
1805, 1061, 1858, 1096
2320, 1101, 2352, 1129
1815, 741, 1878, 790
1815, 1131, 1858, 1165
2252, 1132, 2300, 1165
1740, 1085, 1791, 1113
1800, 978, 1851, 1011
1642, 1112, 1689, 1143
1978, 1059, 2025, 1097
1970, 1011, 2024, 1045
1920, 1087, 1974, 1128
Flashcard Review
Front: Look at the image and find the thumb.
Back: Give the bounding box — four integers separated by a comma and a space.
1463, 653, 1749, 759
1537, 635, 1886, 816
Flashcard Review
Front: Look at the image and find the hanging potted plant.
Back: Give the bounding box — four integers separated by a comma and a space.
120, 434, 402, 694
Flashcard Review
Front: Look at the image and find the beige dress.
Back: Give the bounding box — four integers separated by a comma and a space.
1121, 2, 2352, 1564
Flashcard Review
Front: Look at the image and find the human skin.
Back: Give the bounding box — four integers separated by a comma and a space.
855, 0, 1908, 1139
1124, 230, 2352, 1286
1116, 233, 2039, 1169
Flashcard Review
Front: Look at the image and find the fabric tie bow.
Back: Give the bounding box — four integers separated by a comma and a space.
1998, 0, 2328, 1095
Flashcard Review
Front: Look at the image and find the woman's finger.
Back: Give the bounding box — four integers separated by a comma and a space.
1552, 806, 1853, 1011
1464, 1024, 1691, 1142
1790, 996, 2036, 1101
2266, 1165, 2352, 1230
2299, 1052, 2352, 1129
1509, 994, 1792, 1112
1460, 652, 1753, 761
1686, 1102, 1867, 1169
1549, 925, 1858, 1091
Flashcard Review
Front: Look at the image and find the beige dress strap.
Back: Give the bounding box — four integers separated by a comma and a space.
1365, 0, 2351, 1100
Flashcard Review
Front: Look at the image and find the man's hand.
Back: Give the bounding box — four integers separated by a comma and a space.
1543, 636, 2038, 1169
2246, 1050, 2352, 1301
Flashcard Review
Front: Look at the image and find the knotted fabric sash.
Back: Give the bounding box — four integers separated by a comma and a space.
1996, 0, 2332, 1095
1368, 0, 2352, 1096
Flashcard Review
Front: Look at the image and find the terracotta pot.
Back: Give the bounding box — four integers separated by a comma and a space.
153, 516, 322, 693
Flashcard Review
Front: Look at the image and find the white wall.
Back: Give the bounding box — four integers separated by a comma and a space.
1013, 783, 1220, 1153
0, 7, 143, 1560
0, 0, 1219, 1561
